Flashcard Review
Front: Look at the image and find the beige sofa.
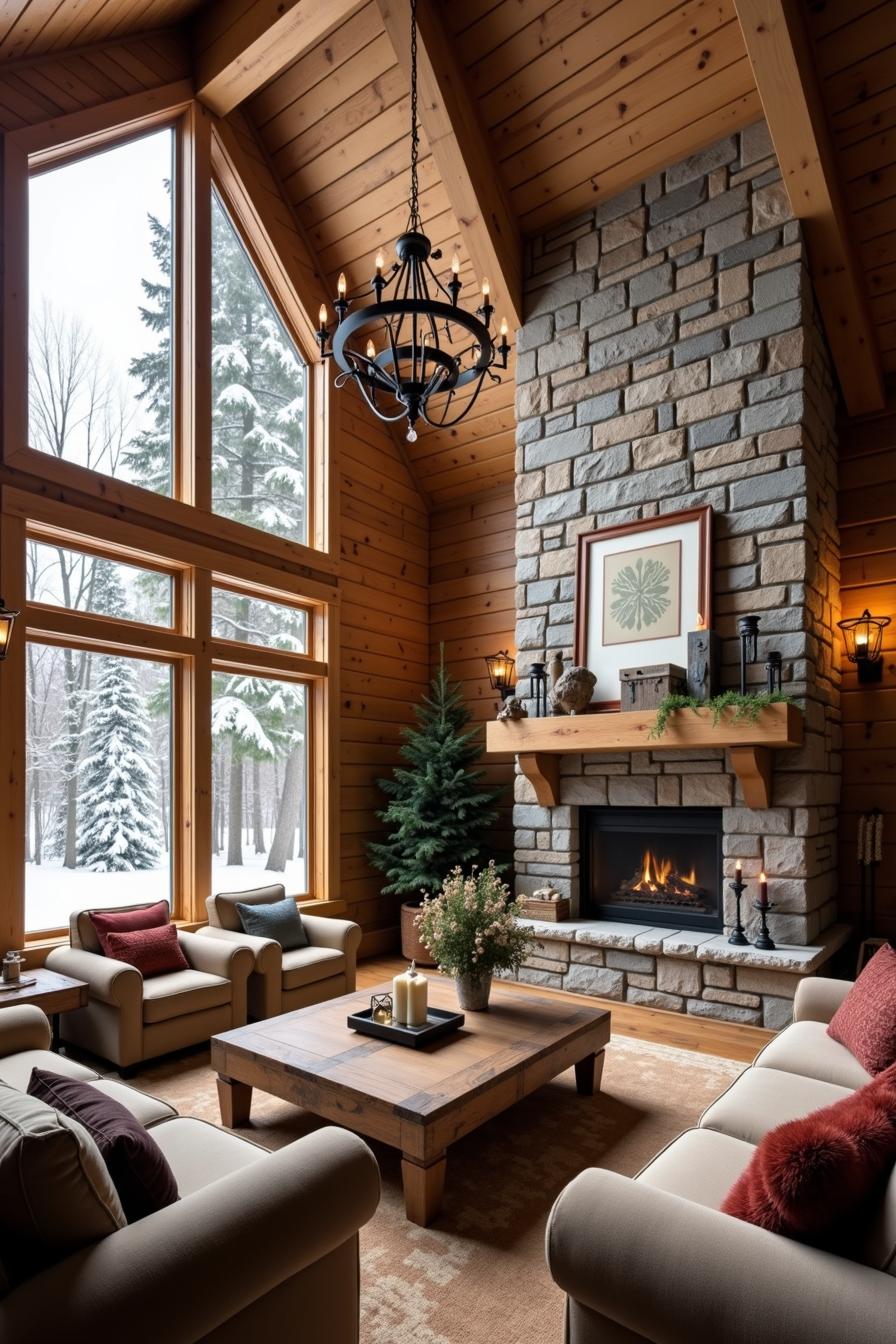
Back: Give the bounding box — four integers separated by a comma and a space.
46, 904, 254, 1072
0, 1005, 380, 1342
547, 977, 896, 1344
201, 884, 361, 1019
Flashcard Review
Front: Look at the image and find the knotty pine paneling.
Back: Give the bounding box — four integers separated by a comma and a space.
838, 409, 896, 939
339, 393, 430, 954
430, 485, 516, 874
0, 30, 190, 129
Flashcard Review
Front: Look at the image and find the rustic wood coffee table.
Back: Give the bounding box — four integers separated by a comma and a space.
212, 977, 611, 1225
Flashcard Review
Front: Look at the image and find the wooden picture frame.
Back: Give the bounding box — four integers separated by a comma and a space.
574, 506, 713, 711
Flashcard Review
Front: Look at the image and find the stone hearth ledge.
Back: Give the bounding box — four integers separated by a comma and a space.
515, 918, 849, 975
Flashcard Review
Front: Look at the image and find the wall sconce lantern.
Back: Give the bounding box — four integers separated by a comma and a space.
485, 650, 516, 700
837, 609, 891, 683
0, 599, 19, 661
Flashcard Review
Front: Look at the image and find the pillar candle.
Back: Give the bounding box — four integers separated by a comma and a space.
758, 872, 768, 908
392, 961, 428, 1026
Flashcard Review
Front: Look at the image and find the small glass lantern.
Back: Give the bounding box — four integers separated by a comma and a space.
370, 993, 393, 1024
0, 599, 19, 661
485, 650, 516, 700
838, 609, 891, 683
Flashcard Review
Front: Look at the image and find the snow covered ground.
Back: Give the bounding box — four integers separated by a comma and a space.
26, 852, 308, 933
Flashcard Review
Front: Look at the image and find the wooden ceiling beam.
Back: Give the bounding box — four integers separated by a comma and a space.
375, 0, 522, 332
195, 0, 366, 118
733, 0, 885, 417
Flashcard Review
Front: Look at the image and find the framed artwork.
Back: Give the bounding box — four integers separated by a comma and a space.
574, 506, 713, 710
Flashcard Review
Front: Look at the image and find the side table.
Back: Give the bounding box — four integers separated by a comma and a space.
0, 967, 88, 1050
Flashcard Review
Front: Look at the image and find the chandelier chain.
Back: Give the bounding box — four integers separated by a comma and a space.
408, 0, 420, 228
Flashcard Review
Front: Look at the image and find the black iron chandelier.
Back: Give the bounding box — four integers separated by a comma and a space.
315, 0, 511, 442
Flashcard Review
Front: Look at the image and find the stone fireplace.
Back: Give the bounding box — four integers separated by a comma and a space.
501, 122, 849, 1029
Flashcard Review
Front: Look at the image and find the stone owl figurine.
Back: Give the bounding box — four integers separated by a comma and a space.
552, 666, 596, 715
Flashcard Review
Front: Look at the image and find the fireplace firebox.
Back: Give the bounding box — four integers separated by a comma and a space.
581, 807, 723, 931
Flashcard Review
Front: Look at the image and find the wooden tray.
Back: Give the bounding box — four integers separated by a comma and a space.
347, 1006, 465, 1048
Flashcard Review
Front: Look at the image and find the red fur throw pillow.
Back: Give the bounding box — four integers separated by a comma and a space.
89, 900, 170, 958
827, 943, 896, 1075
721, 1063, 896, 1243
103, 923, 189, 978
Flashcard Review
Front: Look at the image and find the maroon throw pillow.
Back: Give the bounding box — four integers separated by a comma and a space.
89, 900, 170, 958
103, 923, 189, 977
27, 1068, 178, 1223
721, 1063, 896, 1244
827, 943, 896, 1075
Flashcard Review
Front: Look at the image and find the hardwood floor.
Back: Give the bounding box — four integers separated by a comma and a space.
358, 955, 774, 1064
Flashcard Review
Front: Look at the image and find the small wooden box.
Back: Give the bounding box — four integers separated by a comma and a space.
520, 897, 572, 923
619, 663, 687, 711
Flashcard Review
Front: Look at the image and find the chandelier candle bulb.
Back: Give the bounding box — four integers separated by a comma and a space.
366, 339, 376, 360
375, 251, 384, 275
451, 251, 460, 275
392, 961, 427, 1027
337, 272, 347, 297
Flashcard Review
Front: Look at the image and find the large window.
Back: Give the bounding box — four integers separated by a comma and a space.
211, 191, 307, 543
26, 644, 172, 933
28, 130, 174, 493
211, 673, 308, 895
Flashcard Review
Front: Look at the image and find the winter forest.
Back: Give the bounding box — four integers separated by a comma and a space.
25, 129, 309, 931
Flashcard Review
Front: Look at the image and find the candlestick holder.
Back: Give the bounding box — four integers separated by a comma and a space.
753, 901, 776, 951
727, 878, 749, 945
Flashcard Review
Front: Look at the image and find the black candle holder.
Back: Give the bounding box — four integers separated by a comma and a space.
753, 902, 776, 951
528, 661, 549, 717
765, 650, 783, 694
727, 877, 749, 945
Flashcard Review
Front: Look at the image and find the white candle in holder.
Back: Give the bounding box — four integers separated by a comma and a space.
392, 960, 428, 1026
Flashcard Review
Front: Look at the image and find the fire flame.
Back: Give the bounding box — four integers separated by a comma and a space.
635, 848, 697, 892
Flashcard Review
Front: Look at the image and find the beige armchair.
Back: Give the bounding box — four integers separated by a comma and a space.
45, 903, 254, 1073
0, 1006, 381, 1343
201, 884, 361, 1020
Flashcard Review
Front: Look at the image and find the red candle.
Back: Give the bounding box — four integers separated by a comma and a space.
758, 871, 768, 908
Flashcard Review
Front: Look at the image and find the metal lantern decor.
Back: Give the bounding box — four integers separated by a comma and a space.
485, 650, 516, 700
737, 614, 760, 695
765, 650, 783, 694
838, 609, 891, 683
370, 993, 393, 1025
528, 661, 549, 717
0, 599, 19, 661
315, 0, 511, 443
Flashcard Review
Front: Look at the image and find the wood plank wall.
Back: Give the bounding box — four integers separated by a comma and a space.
838, 409, 896, 940
339, 398, 430, 954
430, 484, 516, 873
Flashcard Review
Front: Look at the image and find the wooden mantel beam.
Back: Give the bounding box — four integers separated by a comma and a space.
733, 0, 885, 417
195, 0, 366, 118
375, 0, 523, 332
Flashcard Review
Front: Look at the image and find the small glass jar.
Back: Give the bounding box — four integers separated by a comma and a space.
370, 993, 393, 1024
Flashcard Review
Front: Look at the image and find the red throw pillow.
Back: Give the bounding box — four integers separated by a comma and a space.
103, 923, 189, 978
722, 1063, 896, 1244
27, 1068, 178, 1223
89, 900, 170, 958
827, 943, 896, 1075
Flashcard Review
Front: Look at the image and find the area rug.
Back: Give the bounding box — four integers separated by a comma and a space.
130, 1035, 742, 1344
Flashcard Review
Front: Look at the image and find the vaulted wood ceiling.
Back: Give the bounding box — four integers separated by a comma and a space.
3, 0, 896, 502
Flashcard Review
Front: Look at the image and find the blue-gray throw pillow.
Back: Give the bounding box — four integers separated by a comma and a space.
235, 896, 309, 950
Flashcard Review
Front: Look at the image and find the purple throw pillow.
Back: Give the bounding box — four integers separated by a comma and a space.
27, 1069, 178, 1223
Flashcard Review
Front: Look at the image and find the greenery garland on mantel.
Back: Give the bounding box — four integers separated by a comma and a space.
649, 690, 795, 740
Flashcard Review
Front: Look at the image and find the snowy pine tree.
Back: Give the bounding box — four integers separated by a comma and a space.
76, 652, 163, 872
210, 192, 306, 541
124, 203, 172, 494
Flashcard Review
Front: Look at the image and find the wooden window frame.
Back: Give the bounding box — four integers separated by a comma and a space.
0, 86, 340, 953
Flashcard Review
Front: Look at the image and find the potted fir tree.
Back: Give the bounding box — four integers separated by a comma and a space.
368, 646, 503, 964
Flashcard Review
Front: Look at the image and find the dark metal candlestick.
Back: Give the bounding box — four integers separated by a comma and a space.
528, 661, 549, 717
727, 877, 748, 945
753, 901, 776, 951
765, 650, 782, 694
